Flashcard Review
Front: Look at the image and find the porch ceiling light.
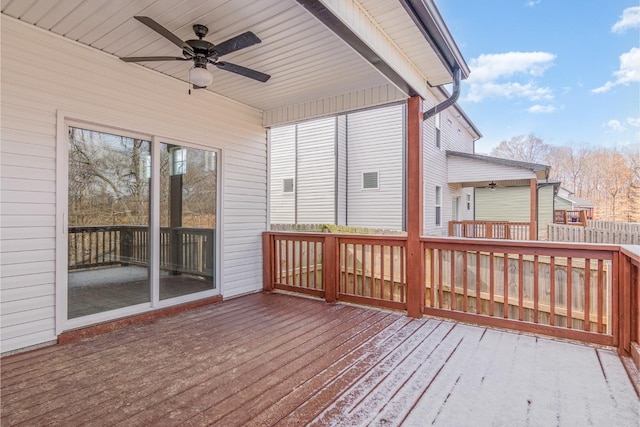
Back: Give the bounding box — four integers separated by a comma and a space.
488, 181, 497, 192
189, 64, 213, 87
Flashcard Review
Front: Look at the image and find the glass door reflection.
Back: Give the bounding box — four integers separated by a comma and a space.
159, 143, 216, 299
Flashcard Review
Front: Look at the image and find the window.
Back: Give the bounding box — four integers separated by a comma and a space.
282, 178, 295, 193
362, 171, 379, 189
435, 186, 442, 226
435, 113, 441, 149
466, 194, 472, 210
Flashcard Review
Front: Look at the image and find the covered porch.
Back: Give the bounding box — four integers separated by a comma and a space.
2, 292, 637, 426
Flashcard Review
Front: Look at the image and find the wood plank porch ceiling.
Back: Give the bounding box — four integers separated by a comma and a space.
2, 292, 637, 426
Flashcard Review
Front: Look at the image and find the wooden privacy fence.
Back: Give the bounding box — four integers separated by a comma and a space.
264, 231, 639, 356
69, 225, 215, 278
549, 223, 640, 245
449, 221, 531, 240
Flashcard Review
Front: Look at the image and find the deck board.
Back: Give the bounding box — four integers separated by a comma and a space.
1, 292, 637, 426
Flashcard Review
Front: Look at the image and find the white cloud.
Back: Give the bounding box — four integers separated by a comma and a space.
604, 119, 626, 132
612, 6, 640, 33
528, 104, 556, 113
526, 0, 541, 7
465, 52, 556, 102
626, 117, 640, 127
592, 47, 640, 93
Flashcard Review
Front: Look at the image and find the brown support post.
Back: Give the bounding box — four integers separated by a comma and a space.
406, 96, 424, 318
262, 232, 273, 292
529, 178, 537, 240
448, 221, 453, 237
324, 235, 337, 303
619, 251, 631, 355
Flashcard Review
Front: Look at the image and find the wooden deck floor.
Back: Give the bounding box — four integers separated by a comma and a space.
2, 292, 638, 426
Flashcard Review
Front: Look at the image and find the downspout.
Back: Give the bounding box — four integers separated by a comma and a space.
423, 66, 461, 121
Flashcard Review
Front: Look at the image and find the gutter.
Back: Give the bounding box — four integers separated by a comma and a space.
423, 66, 461, 120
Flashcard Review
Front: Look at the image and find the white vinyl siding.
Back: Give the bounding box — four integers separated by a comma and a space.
447, 156, 537, 184
346, 104, 404, 230
1, 17, 267, 353
269, 126, 296, 223
297, 117, 336, 224
336, 116, 347, 225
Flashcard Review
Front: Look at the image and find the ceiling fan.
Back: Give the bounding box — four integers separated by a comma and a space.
120, 16, 271, 89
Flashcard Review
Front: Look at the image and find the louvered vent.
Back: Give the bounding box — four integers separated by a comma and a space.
282, 178, 294, 193
362, 171, 379, 189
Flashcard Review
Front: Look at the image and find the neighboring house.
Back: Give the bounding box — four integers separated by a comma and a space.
269, 94, 482, 234
446, 152, 551, 240
475, 180, 560, 241
555, 187, 595, 220
0, 1, 469, 354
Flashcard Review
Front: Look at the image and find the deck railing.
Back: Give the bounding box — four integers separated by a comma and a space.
448, 221, 531, 240
69, 225, 215, 278
263, 231, 640, 359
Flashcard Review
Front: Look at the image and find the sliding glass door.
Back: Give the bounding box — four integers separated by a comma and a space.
67, 125, 217, 321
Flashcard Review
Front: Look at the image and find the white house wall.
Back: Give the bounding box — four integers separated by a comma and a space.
345, 104, 404, 230
0, 17, 267, 353
336, 116, 347, 225
297, 117, 336, 224
269, 126, 296, 224
423, 98, 477, 236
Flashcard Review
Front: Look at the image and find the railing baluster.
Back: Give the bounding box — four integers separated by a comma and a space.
489, 252, 495, 316
380, 245, 385, 300
533, 255, 539, 324
567, 257, 573, 329
597, 259, 604, 334
390, 246, 395, 301
503, 253, 509, 319
304, 242, 311, 288
584, 258, 591, 332
476, 251, 481, 315
370, 243, 375, 297
361, 243, 366, 297
450, 250, 456, 310
462, 251, 468, 312
400, 245, 405, 303
550, 256, 556, 326
518, 254, 524, 321
430, 248, 435, 308
438, 249, 444, 308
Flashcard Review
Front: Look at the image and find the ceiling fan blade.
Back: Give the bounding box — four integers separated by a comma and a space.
134, 16, 194, 55
214, 31, 261, 56
213, 61, 271, 82
120, 56, 189, 62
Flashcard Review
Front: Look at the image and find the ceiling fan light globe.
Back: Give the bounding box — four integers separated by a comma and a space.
189, 66, 213, 87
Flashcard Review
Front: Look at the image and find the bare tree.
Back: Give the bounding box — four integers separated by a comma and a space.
490, 134, 551, 164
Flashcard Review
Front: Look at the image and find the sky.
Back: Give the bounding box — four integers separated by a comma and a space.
435, 0, 640, 154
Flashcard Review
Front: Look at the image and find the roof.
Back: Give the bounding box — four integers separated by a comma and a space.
557, 193, 595, 208
446, 151, 550, 173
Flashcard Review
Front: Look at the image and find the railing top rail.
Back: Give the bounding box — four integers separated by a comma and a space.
265, 231, 408, 241
421, 236, 620, 259
620, 245, 640, 264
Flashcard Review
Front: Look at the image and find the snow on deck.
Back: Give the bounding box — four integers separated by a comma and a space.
1, 292, 637, 426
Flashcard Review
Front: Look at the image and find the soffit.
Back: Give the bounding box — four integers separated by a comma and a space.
357, 0, 452, 86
